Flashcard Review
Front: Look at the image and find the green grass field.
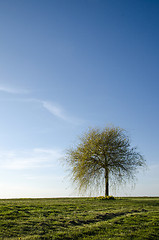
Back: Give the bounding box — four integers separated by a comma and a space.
0, 197, 158, 239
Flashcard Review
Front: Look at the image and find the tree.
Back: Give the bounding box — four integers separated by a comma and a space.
65, 126, 146, 196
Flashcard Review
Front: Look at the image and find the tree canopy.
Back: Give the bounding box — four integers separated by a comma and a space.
65, 126, 146, 196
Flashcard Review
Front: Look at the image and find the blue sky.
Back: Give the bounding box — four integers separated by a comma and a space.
0, 0, 159, 198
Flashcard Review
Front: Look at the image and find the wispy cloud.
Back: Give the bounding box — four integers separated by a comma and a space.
0, 148, 63, 170
41, 100, 84, 125
22, 99, 71, 122
42, 101, 68, 121
0, 85, 29, 94
24, 99, 83, 125
0, 87, 83, 124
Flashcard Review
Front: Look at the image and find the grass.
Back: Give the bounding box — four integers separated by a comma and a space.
0, 197, 158, 239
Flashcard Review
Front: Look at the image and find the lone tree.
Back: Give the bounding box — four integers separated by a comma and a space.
65, 126, 146, 196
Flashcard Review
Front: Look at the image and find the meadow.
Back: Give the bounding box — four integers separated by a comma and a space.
0, 197, 158, 239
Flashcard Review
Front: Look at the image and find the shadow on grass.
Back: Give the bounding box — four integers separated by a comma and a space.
67, 209, 147, 226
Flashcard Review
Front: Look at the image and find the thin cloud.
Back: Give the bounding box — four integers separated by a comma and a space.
23, 99, 70, 122
42, 101, 67, 121
42, 100, 84, 125
0, 85, 29, 94
0, 148, 63, 170
0, 94, 84, 125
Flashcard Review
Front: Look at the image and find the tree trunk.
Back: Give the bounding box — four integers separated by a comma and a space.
105, 168, 109, 197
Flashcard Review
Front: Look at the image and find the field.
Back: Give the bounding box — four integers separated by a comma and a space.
0, 197, 158, 239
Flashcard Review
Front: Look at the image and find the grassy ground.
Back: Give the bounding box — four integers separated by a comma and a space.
0, 197, 158, 239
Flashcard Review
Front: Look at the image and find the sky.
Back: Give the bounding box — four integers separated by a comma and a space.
0, 0, 159, 198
